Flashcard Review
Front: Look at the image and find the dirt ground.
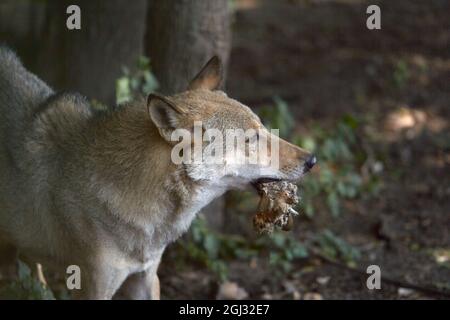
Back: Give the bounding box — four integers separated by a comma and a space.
160, 0, 450, 299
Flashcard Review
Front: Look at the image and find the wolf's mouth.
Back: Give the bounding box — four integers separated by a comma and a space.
254, 177, 282, 184
251, 177, 282, 192
251, 174, 301, 187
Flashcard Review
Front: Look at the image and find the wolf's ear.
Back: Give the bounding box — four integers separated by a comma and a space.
148, 93, 182, 142
187, 56, 223, 91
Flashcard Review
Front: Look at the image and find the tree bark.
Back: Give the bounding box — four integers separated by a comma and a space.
37, 0, 148, 105
146, 0, 231, 229
146, 0, 231, 94
0, 0, 46, 67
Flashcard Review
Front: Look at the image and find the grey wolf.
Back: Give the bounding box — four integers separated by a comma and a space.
0, 46, 315, 299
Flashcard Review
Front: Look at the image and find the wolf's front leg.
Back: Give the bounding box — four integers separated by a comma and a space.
114, 261, 161, 300
71, 263, 129, 300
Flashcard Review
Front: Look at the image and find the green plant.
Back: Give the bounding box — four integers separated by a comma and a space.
315, 229, 361, 267
257, 96, 295, 139
116, 56, 159, 105
179, 216, 309, 281
295, 115, 381, 217
264, 232, 308, 277
0, 261, 55, 300
392, 59, 410, 88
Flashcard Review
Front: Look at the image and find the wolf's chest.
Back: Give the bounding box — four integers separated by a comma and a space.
168, 185, 226, 240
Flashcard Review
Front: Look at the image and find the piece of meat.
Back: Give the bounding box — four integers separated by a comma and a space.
252, 181, 300, 234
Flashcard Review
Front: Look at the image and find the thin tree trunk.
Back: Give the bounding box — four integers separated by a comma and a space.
146, 0, 231, 94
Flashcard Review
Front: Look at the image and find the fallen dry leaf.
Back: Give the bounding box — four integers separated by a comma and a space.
303, 292, 323, 300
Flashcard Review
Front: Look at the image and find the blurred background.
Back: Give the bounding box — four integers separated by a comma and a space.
0, 0, 449, 299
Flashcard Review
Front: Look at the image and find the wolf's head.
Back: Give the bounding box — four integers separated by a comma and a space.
147, 57, 316, 189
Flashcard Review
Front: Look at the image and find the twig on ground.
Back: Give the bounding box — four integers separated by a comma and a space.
36, 263, 48, 287
311, 250, 450, 298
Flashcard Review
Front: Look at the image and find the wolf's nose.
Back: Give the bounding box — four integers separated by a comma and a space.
304, 155, 317, 172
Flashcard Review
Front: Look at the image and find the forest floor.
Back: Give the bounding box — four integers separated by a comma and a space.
160, 0, 450, 299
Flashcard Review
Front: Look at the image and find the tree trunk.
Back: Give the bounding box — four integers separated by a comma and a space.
0, 0, 46, 68
146, 0, 231, 94
37, 0, 148, 105
146, 0, 231, 229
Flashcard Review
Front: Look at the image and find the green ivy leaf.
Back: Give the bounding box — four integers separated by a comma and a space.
327, 192, 340, 217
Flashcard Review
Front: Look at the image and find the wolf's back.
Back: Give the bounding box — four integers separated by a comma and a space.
0, 47, 55, 240
0, 45, 53, 160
